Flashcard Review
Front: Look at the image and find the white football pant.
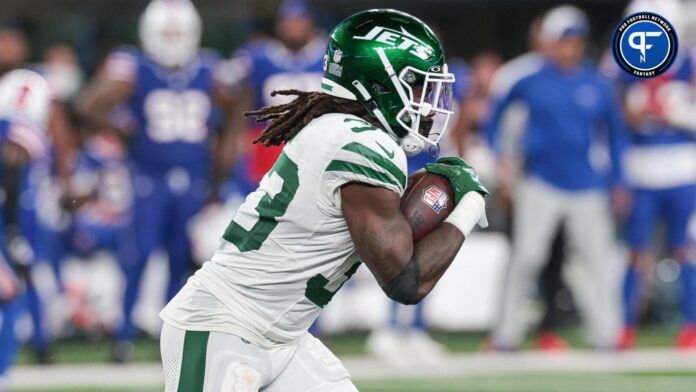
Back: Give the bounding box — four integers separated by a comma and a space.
161, 323, 358, 392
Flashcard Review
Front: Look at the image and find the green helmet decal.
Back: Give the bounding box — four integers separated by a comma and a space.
322, 9, 456, 156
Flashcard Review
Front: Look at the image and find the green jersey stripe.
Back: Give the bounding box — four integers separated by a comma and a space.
326, 160, 399, 188
177, 331, 210, 392
340, 142, 406, 189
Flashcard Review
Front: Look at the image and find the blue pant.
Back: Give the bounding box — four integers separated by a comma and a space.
0, 300, 19, 378
117, 167, 206, 340
627, 185, 696, 250
624, 184, 696, 326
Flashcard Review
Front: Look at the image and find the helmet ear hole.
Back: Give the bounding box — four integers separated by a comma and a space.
403, 71, 417, 84
370, 81, 390, 94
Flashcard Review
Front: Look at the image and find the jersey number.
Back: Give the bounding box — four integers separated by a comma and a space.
144, 89, 211, 143
344, 117, 378, 133
223, 153, 299, 251
305, 262, 360, 308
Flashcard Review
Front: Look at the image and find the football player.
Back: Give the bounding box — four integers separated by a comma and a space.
160, 9, 488, 391
221, 0, 326, 193
77, 0, 233, 360
0, 69, 52, 391
610, 0, 696, 349
367, 57, 473, 365
0, 24, 81, 366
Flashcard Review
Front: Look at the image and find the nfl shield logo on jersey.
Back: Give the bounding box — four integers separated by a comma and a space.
421, 186, 449, 214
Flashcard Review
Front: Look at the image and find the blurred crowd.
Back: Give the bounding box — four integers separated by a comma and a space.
1, 0, 696, 386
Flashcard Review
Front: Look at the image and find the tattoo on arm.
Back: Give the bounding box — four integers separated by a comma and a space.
412, 223, 464, 300
342, 183, 465, 302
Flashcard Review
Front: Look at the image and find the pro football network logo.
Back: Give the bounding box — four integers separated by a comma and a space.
421, 186, 449, 214
612, 12, 678, 78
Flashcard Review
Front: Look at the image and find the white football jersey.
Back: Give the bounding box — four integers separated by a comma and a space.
161, 113, 407, 347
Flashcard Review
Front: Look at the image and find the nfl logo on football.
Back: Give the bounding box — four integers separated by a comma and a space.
422, 185, 449, 214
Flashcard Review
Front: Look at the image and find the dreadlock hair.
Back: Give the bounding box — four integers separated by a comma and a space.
246, 89, 369, 146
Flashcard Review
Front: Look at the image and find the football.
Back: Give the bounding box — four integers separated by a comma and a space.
400, 170, 455, 242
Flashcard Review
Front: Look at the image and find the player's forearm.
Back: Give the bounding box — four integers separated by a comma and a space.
412, 222, 465, 302
378, 223, 463, 305
76, 94, 118, 132
76, 79, 133, 133
409, 191, 487, 302
48, 103, 78, 182
375, 193, 485, 305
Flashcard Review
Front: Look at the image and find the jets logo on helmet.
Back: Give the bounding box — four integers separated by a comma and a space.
353, 26, 435, 61
321, 9, 455, 157
139, 0, 202, 68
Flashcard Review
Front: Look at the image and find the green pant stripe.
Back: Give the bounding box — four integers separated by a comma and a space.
177, 331, 210, 392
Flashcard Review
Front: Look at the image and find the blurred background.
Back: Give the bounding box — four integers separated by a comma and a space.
1, 0, 696, 391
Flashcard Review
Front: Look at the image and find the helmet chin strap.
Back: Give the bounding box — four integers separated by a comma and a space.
400, 134, 425, 157
373, 48, 425, 156
351, 79, 425, 157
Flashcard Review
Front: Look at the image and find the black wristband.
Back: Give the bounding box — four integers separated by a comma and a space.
383, 258, 421, 305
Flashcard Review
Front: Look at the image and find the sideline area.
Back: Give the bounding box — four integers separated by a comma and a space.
9, 348, 696, 391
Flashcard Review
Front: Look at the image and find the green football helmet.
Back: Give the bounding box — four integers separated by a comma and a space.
321, 9, 455, 156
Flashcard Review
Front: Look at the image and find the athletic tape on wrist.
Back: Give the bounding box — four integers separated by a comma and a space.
444, 191, 488, 236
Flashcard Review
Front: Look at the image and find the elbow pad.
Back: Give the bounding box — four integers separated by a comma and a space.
383, 258, 421, 305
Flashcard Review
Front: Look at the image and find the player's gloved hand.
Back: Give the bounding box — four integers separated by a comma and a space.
425, 157, 489, 236
424, 157, 489, 203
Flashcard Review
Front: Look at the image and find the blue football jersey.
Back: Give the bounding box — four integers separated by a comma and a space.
230, 37, 326, 110
615, 48, 696, 146
0, 118, 8, 142
608, 46, 696, 189
103, 47, 223, 174
0, 117, 50, 263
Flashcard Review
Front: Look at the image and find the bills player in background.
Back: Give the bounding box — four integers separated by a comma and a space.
0, 23, 77, 364
77, 0, 234, 361
221, 0, 326, 194
606, 0, 696, 350
0, 24, 76, 186
0, 70, 52, 391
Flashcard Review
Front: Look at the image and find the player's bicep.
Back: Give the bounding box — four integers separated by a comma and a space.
341, 183, 413, 286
